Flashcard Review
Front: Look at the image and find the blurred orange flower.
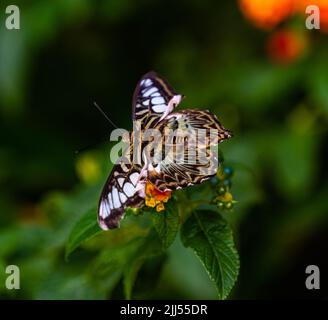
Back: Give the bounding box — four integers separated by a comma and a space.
267, 29, 307, 64
298, 0, 328, 32
239, 0, 296, 29
145, 181, 172, 212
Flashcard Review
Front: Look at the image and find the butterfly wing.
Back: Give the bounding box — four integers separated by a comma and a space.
146, 109, 232, 191
98, 147, 144, 230
132, 71, 184, 128
98, 72, 183, 230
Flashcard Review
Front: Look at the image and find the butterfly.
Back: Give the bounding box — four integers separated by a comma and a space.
98, 71, 232, 230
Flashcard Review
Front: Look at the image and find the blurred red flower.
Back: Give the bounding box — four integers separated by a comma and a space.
267, 29, 307, 64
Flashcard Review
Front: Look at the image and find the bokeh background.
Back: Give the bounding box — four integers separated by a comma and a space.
0, 0, 328, 299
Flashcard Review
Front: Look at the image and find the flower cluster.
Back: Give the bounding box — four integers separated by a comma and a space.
212, 166, 237, 211
239, 0, 328, 65
145, 181, 172, 212
240, 0, 328, 33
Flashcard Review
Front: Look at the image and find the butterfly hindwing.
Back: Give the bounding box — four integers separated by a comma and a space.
146, 110, 232, 191
132, 71, 183, 128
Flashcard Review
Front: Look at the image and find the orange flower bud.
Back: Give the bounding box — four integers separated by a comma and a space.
239, 0, 296, 30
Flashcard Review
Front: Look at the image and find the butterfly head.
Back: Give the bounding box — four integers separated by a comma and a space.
159, 94, 184, 122
169, 94, 184, 108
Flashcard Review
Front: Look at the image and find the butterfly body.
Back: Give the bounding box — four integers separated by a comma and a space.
98, 72, 232, 230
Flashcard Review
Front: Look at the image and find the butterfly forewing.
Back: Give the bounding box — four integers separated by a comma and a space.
132, 71, 183, 128
99, 70, 184, 230
98, 145, 144, 230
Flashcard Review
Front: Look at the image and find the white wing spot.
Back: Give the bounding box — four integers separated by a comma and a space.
143, 87, 157, 97
112, 187, 121, 209
143, 99, 150, 106
99, 201, 109, 218
153, 104, 167, 113
152, 97, 165, 105
119, 192, 127, 203
123, 182, 135, 197
144, 79, 152, 86
118, 178, 124, 188
130, 172, 139, 186
108, 195, 114, 210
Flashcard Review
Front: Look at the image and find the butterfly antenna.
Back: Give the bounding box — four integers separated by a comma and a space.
93, 101, 129, 139
93, 101, 120, 129
74, 102, 117, 155
74, 101, 129, 155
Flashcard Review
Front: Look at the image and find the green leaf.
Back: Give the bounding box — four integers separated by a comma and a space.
181, 209, 239, 299
123, 258, 144, 299
307, 51, 328, 116
65, 208, 101, 259
91, 228, 162, 299
152, 202, 180, 249
123, 229, 163, 299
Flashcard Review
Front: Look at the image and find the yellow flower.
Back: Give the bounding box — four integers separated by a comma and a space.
156, 202, 165, 212
218, 192, 233, 202
145, 181, 172, 212
145, 196, 156, 208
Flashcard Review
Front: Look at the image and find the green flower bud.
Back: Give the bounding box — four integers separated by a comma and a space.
217, 186, 226, 195
223, 166, 234, 178
217, 202, 224, 210
223, 179, 232, 189
210, 176, 219, 185
225, 202, 233, 210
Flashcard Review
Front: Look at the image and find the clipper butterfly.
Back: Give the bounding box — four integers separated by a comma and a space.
98, 72, 232, 230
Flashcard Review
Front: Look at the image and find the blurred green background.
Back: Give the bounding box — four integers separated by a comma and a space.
0, 0, 327, 299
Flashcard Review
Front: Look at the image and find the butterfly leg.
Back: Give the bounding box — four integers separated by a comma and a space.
134, 163, 148, 198
135, 181, 146, 198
